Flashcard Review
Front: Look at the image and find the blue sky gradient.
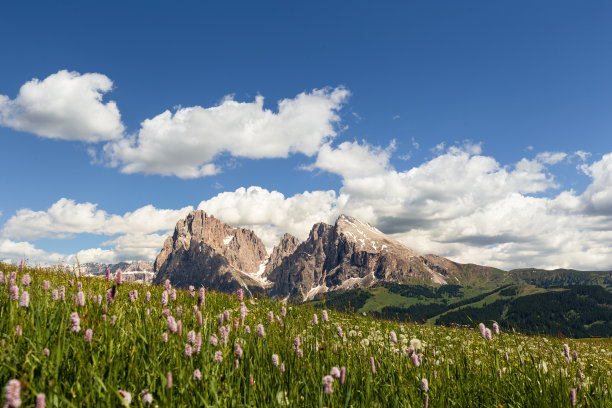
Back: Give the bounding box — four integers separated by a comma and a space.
2, 1, 612, 270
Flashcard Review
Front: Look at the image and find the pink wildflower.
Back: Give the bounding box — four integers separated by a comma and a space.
36, 393, 45, 408
197, 311, 203, 327
162, 332, 168, 343
43, 280, 50, 291
189, 285, 195, 297
117, 390, 131, 405
145, 291, 151, 302
198, 288, 205, 307
281, 306, 286, 318
165, 279, 171, 292
161, 291, 168, 306
214, 350, 223, 363
280, 363, 285, 373
235, 343, 243, 359
0, 271, 4, 284
166, 316, 177, 333
166, 371, 172, 389
564, 344, 570, 359
322, 310, 328, 322
390, 331, 397, 343
370, 357, 376, 373
187, 330, 195, 343
193, 369, 201, 380
330, 367, 341, 379
224, 309, 230, 322
493, 322, 500, 335
171, 289, 177, 302
272, 354, 279, 367
185, 344, 192, 357
19, 291, 29, 307
421, 378, 428, 392
479, 323, 486, 338
313, 313, 318, 325
210, 334, 218, 346
77, 291, 85, 306
141, 389, 152, 404
194, 333, 202, 353
411, 353, 420, 367
70, 312, 81, 332
177, 320, 182, 336
322, 375, 333, 394
21, 274, 31, 287
116, 269, 123, 285
257, 324, 265, 337
570, 388, 576, 406
43, 348, 50, 356
237, 288, 243, 301
106, 268, 111, 281
4, 379, 21, 407
15, 325, 22, 337
337, 326, 343, 338
484, 328, 492, 341
19, 259, 24, 272
340, 367, 346, 385
60, 286, 65, 301
240, 303, 248, 321
84, 329, 93, 343
10, 285, 19, 301
268, 311, 274, 323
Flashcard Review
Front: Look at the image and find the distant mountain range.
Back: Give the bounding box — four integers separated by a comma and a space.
153, 210, 612, 303
60, 260, 154, 283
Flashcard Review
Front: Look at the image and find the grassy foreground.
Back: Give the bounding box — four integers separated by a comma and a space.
1, 263, 611, 407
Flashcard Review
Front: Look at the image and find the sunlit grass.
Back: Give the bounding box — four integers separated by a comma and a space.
1, 263, 610, 407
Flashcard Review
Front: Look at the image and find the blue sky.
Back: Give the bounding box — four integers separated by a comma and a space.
1, 1, 612, 270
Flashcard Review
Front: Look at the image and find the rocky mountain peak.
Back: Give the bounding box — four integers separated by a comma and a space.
153, 210, 269, 293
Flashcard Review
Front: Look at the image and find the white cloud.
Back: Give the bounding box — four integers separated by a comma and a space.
307, 140, 394, 178
535, 151, 567, 165
0, 239, 66, 265
198, 186, 339, 247
580, 153, 612, 215
1, 198, 193, 240
0, 70, 124, 142
194, 143, 612, 270
104, 87, 350, 178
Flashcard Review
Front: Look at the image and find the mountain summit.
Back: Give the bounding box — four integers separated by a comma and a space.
153, 210, 498, 300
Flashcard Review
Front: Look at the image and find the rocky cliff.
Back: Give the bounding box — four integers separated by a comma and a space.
153, 211, 500, 300
153, 210, 269, 294
266, 215, 452, 300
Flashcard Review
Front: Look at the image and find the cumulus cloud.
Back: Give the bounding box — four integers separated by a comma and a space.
0, 70, 124, 142
580, 153, 612, 215
0, 239, 66, 265
192, 143, 612, 271
198, 186, 339, 247
307, 140, 395, 178
104, 87, 350, 178
1, 198, 193, 240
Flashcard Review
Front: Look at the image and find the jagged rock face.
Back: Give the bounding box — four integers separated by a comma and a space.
154, 210, 268, 293
264, 233, 300, 276
153, 211, 501, 301
267, 215, 452, 300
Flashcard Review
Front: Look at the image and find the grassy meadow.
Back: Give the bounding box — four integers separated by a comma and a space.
1, 263, 611, 407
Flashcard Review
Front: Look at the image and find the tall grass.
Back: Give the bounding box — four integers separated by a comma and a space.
1, 263, 610, 407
